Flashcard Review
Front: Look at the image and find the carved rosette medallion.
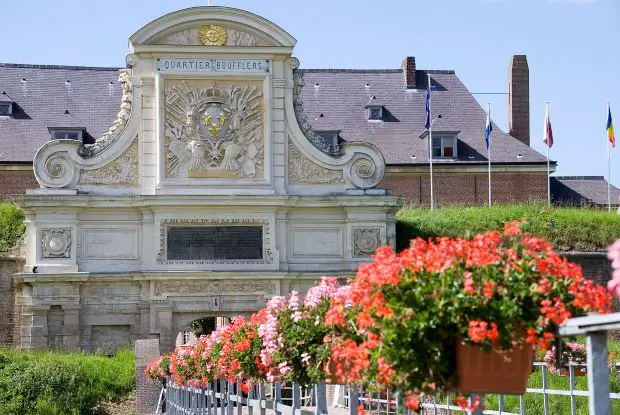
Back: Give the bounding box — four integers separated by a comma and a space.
41, 229, 72, 258
352, 227, 383, 257
164, 80, 264, 179
287, 139, 344, 185
78, 139, 138, 185
153, 280, 277, 297
199, 25, 227, 46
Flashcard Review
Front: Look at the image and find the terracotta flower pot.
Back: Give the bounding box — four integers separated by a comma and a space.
324, 357, 350, 384
557, 367, 586, 377
455, 342, 533, 395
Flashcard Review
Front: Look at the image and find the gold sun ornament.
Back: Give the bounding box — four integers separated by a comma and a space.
199, 25, 227, 46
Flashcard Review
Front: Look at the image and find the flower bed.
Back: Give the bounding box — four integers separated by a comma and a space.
146, 221, 613, 414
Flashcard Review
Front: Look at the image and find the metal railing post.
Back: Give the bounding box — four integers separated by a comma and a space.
348, 385, 359, 415
315, 382, 327, 415
275, 383, 283, 415
587, 331, 611, 415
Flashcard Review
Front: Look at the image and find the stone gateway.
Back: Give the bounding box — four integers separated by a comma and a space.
15, 7, 401, 352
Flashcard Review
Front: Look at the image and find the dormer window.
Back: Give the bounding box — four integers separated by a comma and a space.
0, 101, 13, 116
315, 130, 341, 147
368, 106, 383, 121
48, 127, 85, 142
432, 135, 457, 158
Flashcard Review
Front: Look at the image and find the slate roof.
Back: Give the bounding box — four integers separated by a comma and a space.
0, 63, 121, 162
0, 62, 548, 166
551, 176, 620, 207
298, 69, 547, 165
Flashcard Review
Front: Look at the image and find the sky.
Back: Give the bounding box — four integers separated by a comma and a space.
1, 0, 619, 184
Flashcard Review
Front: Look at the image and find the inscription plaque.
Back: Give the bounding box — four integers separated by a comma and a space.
166, 226, 263, 260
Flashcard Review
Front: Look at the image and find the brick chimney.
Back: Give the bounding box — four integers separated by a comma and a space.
401, 57, 416, 89
508, 55, 530, 146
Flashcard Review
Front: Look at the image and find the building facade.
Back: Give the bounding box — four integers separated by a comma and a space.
13, 7, 400, 352
0, 12, 556, 205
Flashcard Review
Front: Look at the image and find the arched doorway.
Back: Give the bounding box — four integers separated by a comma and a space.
175, 316, 232, 346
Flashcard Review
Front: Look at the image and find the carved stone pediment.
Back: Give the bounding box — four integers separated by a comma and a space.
157, 26, 266, 47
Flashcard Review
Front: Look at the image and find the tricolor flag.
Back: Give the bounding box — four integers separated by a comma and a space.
485, 107, 492, 149
425, 77, 431, 129
607, 106, 615, 148
543, 106, 554, 148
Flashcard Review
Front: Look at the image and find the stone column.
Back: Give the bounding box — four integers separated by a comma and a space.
135, 339, 162, 415
62, 304, 81, 350
21, 305, 49, 350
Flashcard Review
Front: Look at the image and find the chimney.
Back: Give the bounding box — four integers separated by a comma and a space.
401, 57, 416, 89
508, 55, 530, 146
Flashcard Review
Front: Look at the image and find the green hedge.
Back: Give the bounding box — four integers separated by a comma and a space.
0, 348, 135, 415
0, 203, 25, 253
396, 204, 620, 252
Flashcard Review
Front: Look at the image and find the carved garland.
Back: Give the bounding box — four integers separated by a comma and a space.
287, 138, 344, 185
77, 69, 133, 158
157, 218, 275, 265
78, 139, 138, 185
292, 69, 342, 157
153, 280, 277, 297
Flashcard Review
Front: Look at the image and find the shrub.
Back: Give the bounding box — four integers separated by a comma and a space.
396, 204, 620, 252
0, 348, 135, 415
0, 203, 25, 253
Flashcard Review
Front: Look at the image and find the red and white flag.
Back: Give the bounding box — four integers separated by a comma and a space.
543, 106, 554, 148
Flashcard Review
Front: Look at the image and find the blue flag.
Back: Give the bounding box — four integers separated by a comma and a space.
425, 77, 431, 129
485, 108, 493, 149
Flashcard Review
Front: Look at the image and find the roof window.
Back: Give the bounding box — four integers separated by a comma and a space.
368, 106, 383, 121
0, 101, 13, 116
48, 127, 85, 142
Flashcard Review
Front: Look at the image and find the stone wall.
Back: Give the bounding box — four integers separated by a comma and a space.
0, 255, 23, 346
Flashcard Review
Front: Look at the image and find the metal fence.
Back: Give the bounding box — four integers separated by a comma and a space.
160, 361, 620, 415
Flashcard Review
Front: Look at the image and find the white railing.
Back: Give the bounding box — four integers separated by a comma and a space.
161, 360, 620, 415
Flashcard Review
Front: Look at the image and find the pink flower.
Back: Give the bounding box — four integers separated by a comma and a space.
304, 276, 339, 307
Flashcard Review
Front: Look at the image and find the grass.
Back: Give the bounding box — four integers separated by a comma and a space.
0, 348, 135, 415
0, 203, 25, 253
396, 204, 620, 252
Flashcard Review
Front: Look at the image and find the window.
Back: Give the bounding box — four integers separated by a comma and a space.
48, 127, 84, 142
182, 330, 190, 345
368, 106, 383, 121
432, 135, 457, 158
0, 101, 13, 116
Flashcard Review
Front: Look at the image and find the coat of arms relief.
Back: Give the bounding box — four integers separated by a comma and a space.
164, 80, 264, 179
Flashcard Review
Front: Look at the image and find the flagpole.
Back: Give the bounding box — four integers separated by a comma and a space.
428, 73, 434, 211
608, 101, 612, 212
546, 102, 551, 208
487, 103, 492, 208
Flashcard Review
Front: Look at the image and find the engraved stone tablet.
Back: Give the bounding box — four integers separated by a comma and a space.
166, 226, 263, 260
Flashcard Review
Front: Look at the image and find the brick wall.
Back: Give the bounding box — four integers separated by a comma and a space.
0, 256, 24, 347
0, 169, 38, 200
380, 171, 547, 206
